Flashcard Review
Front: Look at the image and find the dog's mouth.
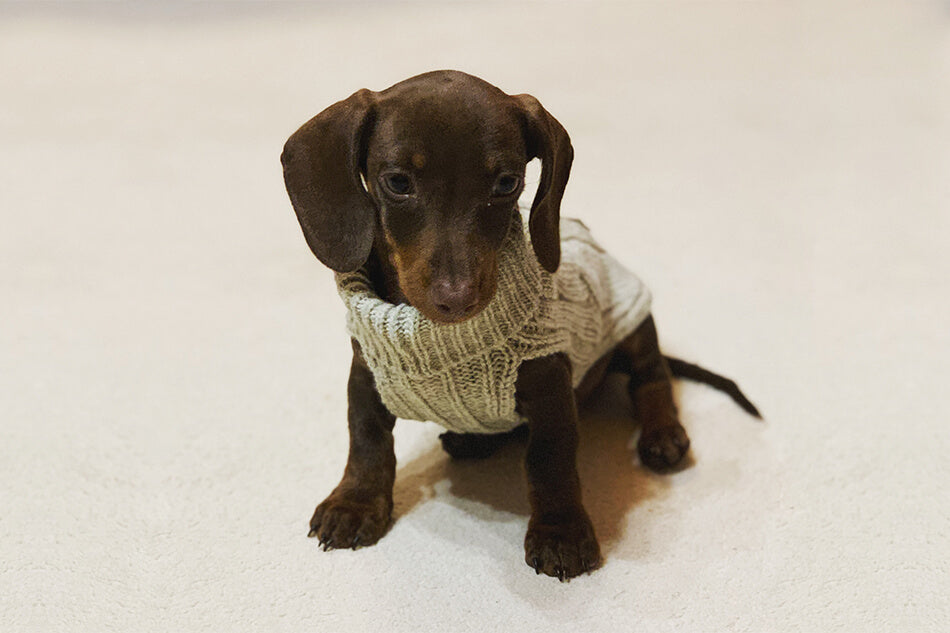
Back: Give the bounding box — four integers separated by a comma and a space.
426, 306, 482, 325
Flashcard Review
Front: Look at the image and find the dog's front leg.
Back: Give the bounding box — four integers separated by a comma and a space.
516, 353, 602, 581
308, 339, 396, 550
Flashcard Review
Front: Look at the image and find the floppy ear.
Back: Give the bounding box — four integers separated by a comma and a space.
280, 89, 377, 272
513, 94, 573, 273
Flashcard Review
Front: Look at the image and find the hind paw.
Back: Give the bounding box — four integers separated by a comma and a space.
638, 423, 690, 471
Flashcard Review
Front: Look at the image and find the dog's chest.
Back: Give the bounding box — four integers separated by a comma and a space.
336, 216, 651, 434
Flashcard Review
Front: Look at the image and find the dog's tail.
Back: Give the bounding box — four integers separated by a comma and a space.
664, 356, 762, 419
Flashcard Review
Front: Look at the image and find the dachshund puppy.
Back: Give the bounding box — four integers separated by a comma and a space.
281, 70, 759, 581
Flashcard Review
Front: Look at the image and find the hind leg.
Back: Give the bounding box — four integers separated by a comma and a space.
439, 425, 528, 459
615, 315, 690, 471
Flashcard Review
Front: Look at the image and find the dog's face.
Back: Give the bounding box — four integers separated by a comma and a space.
281, 71, 573, 324
363, 79, 528, 322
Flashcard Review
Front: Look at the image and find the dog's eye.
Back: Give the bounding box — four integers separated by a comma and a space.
492, 174, 521, 197
382, 173, 413, 197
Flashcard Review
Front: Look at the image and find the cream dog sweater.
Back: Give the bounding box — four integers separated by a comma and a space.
335, 212, 651, 434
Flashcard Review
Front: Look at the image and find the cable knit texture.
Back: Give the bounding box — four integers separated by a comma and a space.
336, 210, 651, 434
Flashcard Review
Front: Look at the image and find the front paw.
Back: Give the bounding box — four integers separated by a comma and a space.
524, 510, 602, 581
308, 490, 392, 551
638, 423, 690, 471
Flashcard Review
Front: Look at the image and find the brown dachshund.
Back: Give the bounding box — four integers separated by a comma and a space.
281, 70, 759, 581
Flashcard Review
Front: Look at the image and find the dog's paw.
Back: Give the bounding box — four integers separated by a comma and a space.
439, 431, 500, 459
439, 425, 527, 460
524, 510, 602, 581
638, 423, 690, 471
308, 491, 392, 551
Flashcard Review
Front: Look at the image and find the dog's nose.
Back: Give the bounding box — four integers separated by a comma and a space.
430, 279, 478, 321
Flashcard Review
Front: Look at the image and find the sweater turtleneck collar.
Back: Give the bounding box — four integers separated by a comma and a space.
336, 209, 551, 376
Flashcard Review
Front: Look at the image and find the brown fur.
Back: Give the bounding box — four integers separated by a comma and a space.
281, 70, 758, 581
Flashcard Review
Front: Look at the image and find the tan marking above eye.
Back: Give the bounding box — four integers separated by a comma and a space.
411, 153, 426, 169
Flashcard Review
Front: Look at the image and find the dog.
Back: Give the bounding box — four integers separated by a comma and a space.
281, 70, 759, 581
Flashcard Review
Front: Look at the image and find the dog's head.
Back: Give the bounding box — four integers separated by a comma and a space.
281, 71, 572, 323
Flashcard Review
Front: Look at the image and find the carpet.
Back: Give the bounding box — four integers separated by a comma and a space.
2, 2, 947, 630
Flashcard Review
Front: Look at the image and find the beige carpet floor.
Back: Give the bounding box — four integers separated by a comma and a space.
2, 2, 947, 631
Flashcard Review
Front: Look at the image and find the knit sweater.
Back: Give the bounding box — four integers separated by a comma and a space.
335, 211, 652, 434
